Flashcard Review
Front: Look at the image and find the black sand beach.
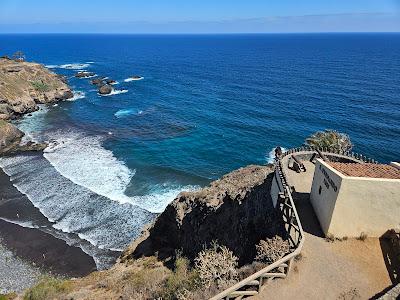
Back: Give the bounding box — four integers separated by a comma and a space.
0, 167, 96, 289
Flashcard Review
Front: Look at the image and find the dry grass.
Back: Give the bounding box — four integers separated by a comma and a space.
23, 276, 71, 300
194, 241, 239, 289
0, 293, 17, 300
325, 233, 335, 243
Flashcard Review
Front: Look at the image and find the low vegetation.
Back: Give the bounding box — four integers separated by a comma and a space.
357, 232, 368, 241
255, 236, 290, 263
0, 293, 17, 300
195, 241, 239, 288
23, 277, 71, 300
31, 81, 50, 92
305, 129, 353, 153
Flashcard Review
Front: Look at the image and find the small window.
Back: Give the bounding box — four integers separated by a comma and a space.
318, 186, 322, 195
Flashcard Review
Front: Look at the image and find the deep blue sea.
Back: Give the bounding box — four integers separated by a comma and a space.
0, 34, 399, 268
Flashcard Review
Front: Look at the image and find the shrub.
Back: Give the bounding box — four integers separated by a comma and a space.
357, 232, 368, 241
255, 236, 290, 263
0, 293, 17, 300
194, 241, 238, 288
325, 233, 335, 243
31, 81, 49, 92
161, 256, 200, 300
305, 129, 353, 153
23, 277, 70, 300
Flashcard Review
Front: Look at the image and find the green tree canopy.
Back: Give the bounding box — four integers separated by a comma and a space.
305, 129, 353, 153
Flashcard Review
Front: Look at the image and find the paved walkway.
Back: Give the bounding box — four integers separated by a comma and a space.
254, 157, 393, 299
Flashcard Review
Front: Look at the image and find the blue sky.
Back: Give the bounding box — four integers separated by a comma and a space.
0, 0, 399, 33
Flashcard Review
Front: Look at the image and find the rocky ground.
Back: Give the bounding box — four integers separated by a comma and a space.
122, 164, 285, 266
0, 238, 42, 294
0, 57, 73, 120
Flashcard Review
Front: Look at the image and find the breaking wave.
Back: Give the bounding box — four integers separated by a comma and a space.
98, 89, 128, 96
45, 63, 92, 70
67, 91, 86, 101
124, 77, 144, 82
266, 147, 288, 164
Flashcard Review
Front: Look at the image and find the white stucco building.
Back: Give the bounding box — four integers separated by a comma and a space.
310, 159, 400, 238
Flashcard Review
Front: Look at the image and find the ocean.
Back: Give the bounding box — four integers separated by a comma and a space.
0, 33, 399, 268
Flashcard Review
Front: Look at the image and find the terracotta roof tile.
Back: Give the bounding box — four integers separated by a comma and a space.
328, 162, 400, 179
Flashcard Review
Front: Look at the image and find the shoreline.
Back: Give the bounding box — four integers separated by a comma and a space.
0, 167, 97, 292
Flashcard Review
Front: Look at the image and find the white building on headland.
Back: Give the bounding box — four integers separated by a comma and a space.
310, 159, 400, 238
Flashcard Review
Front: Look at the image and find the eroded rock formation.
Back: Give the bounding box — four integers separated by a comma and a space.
122, 165, 284, 265
0, 57, 73, 120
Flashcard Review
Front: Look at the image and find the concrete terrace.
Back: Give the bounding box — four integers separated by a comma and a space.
254, 151, 394, 299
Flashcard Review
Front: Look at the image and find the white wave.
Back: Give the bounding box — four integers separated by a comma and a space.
124, 77, 144, 82
53, 104, 58, 107
43, 132, 135, 204
114, 108, 141, 118
67, 90, 86, 101
110, 81, 119, 85
98, 89, 128, 97
266, 147, 287, 164
86, 61, 95, 64
43, 130, 197, 213
45, 63, 90, 70
0, 217, 39, 229
131, 185, 199, 213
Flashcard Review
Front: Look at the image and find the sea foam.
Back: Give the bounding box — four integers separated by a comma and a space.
266, 147, 287, 164
124, 77, 144, 82
45, 63, 91, 70
98, 89, 128, 97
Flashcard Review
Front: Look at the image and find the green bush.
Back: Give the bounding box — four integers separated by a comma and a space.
161, 256, 200, 300
0, 293, 17, 300
23, 277, 70, 300
31, 81, 49, 92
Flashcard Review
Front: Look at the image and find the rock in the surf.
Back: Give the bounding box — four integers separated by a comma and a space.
99, 84, 113, 95
90, 78, 104, 86
75, 71, 95, 78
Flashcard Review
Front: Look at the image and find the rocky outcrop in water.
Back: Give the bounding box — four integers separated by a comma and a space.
0, 120, 46, 154
99, 85, 113, 95
122, 165, 284, 265
0, 57, 73, 120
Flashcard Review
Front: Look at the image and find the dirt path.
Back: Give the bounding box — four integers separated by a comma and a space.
254, 233, 391, 299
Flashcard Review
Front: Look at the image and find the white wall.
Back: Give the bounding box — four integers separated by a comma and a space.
311, 159, 400, 238
310, 160, 343, 235
329, 176, 400, 237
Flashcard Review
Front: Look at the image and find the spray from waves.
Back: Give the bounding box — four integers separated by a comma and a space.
67, 91, 86, 101
45, 63, 92, 70
98, 89, 128, 96
114, 109, 142, 118
266, 147, 287, 164
124, 77, 144, 82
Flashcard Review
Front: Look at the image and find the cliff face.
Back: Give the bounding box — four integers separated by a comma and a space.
0, 58, 73, 119
122, 165, 283, 265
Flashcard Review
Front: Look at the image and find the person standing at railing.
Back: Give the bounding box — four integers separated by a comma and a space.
275, 146, 282, 160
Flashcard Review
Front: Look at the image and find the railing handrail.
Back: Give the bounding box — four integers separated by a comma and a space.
211, 147, 376, 299
210, 158, 304, 300
281, 146, 378, 164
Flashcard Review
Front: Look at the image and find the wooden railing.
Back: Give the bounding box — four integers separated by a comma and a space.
210, 156, 305, 300
211, 146, 377, 299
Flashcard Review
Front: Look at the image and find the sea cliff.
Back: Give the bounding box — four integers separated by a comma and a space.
0, 57, 73, 120
122, 164, 284, 265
